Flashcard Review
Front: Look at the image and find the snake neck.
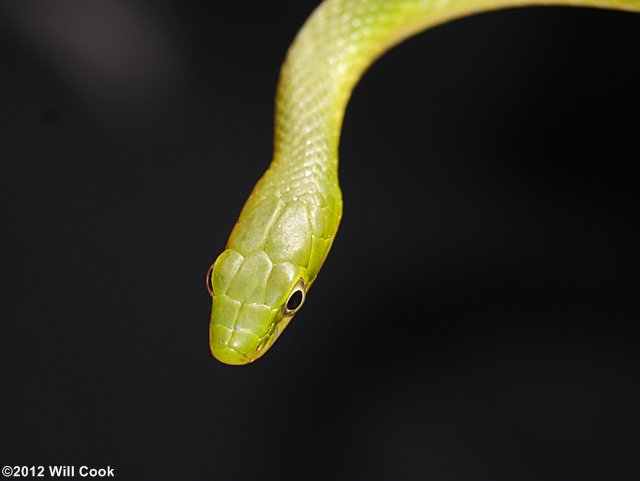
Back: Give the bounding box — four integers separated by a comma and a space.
271, 0, 460, 175
271, 0, 640, 178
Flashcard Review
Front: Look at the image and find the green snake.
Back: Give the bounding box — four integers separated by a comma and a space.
208, 0, 640, 365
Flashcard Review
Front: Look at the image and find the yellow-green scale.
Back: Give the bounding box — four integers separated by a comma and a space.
210, 0, 640, 364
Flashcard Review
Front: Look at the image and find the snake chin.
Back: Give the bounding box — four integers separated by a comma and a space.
211, 312, 296, 365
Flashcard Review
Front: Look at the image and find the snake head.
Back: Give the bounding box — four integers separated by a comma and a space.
208, 248, 308, 365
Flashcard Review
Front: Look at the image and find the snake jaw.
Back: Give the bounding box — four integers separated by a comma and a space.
211, 312, 295, 365
211, 344, 250, 365
209, 273, 300, 365
251, 311, 297, 360
210, 301, 277, 365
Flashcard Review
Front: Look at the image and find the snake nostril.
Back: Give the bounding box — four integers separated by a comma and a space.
205, 262, 215, 297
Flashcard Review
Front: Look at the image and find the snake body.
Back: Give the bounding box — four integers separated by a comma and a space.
209, 0, 640, 365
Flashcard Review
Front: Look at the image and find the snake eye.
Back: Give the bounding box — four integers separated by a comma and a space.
206, 262, 215, 297
283, 280, 306, 315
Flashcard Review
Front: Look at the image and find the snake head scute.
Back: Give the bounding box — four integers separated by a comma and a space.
208, 248, 307, 365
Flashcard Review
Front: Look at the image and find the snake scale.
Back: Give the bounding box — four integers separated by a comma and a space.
207, 0, 640, 365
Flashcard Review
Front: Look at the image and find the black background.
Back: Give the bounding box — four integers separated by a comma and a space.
1, 1, 639, 480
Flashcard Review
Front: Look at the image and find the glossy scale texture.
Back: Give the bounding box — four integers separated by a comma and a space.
209, 0, 640, 365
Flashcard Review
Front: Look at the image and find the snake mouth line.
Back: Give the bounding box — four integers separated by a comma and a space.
249, 315, 294, 362
214, 319, 282, 365
212, 345, 251, 365
253, 321, 282, 361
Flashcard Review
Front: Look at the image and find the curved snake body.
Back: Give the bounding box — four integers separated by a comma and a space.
208, 0, 640, 365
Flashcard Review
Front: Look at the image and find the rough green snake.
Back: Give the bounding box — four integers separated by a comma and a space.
207, 0, 640, 365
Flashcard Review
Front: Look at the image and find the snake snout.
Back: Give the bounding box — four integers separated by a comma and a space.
211, 344, 251, 365
210, 325, 276, 366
